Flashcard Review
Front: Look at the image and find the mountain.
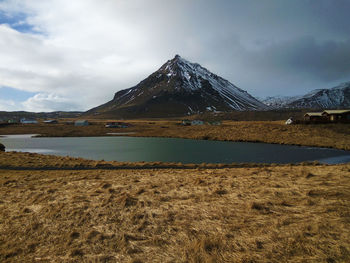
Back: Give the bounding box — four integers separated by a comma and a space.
0, 111, 82, 121
262, 82, 350, 109
262, 96, 300, 109
87, 55, 267, 117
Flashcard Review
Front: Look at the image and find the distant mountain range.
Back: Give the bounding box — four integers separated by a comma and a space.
87, 55, 268, 118
1, 55, 348, 120
0, 111, 82, 122
88, 55, 350, 118
262, 82, 350, 110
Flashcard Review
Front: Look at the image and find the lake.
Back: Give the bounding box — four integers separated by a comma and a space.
1, 135, 350, 164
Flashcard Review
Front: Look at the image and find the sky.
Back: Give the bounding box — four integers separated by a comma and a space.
0, 0, 350, 112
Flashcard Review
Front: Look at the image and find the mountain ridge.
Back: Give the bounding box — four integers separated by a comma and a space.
87, 55, 267, 117
262, 82, 350, 110
88, 55, 350, 118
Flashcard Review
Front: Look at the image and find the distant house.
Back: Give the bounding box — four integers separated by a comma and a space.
208, 121, 221, 126
285, 118, 294, 125
304, 112, 324, 122
105, 122, 117, 128
191, 120, 204, 126
105, 122, 130, 128
74, 120, 89, 126
20, 118, 38, 124
322, 110, 350, 122
181, 119, 191, 126
44, 120, 58, 124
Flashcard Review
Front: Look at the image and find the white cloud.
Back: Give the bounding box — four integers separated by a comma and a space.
0, 0, 172, 111
0, 0, 349, 111
21, 92, 81, 112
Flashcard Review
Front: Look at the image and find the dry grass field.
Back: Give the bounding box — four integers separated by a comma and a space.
0, 158, 349, 262
1, 121, 350, 262
135, 121, 350, 151
1, 120, 350, 150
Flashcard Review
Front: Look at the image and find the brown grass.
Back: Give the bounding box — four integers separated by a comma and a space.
0, 151, 322, 171
1, 120, 350, 150
0, 158, 350, 262
1, 120, 350, 262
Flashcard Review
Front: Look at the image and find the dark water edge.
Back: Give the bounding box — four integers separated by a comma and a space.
1, 135, 350, 164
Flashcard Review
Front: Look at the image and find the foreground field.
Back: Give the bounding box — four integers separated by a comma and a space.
1, 120, 350, 150
1, 120, 350, 262
0, 153, 349, 262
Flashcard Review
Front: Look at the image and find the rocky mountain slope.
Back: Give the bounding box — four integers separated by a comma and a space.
87, 55, 267, 117
262, 96, 300, 109
263, 82, 350, 109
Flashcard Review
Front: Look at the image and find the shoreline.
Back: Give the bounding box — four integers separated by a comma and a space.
1, 121, 350, 151
2, 140, 350, 167
0, 151, 325, 170
1, 125, 350, 262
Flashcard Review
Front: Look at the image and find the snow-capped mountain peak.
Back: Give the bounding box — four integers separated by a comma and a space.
88, 55, 267, 117
263, 82, 350, 109
156, 55, 266, 110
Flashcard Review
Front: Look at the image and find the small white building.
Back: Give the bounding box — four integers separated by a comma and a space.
20, 118, 38, 124
74, 120, 89, 126
191, 120, 204, 126
285, 118, 294, 125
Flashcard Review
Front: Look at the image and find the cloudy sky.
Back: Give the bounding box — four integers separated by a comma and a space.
0, 0, 350, 112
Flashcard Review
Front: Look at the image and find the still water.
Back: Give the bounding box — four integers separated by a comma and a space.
1, 135, 350, 164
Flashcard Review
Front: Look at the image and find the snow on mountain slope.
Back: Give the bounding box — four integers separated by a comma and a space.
262, 95, 301, 109
263, 82, 350, 109
88, 55, 267, 117
286, 82, 350, 109
158, 55, 267, 111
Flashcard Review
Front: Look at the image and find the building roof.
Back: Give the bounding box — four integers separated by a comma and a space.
21, 118, 37, 121
304, 112, 323, 117
322, 109, 350, 115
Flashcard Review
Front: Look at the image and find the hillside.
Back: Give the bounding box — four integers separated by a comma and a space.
87, 55, 267, 118
263, 82, 350, 109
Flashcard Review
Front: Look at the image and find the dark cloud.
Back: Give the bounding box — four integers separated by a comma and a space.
245, 37, 350, 81
0, 0, 350, 110
170, 0, 350, 96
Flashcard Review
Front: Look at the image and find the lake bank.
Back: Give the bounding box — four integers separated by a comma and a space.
1, 121, 350, 261
2, 136, 350, 164
1, 154, 349, 262
1, 120, 350, 151
0, 151, 323, 170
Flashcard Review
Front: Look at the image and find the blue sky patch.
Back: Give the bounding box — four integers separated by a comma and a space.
0, 86, 36, 102
0, 10, 37, 34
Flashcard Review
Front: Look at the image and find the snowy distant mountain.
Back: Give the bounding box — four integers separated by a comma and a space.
88, 55, 267, 117
263, 82, 350, 109
262, 95, 301, 109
